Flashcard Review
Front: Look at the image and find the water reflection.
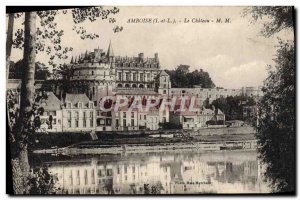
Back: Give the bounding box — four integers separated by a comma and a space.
33, 150, 270, 194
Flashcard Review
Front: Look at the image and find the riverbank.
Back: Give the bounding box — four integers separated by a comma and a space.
32, 126, 256, 149
33, 133, 257, 155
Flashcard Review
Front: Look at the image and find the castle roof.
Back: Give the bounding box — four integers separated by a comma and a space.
115, 89, 158, 96
65, 93, 91, 107
159, 70, 169, 76
107, 40, 114, 57
41, 92, 61, 111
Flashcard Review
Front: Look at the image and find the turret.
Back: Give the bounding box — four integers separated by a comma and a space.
107, 40, 115, 68
138, 53, 144, 62
154, 53, 159, 62
107, 40, 114, 60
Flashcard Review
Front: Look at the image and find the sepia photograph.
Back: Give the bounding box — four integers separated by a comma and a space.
5, 6, 295, 195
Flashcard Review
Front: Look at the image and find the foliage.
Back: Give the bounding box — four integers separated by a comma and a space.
166, 65, 215, 88
210, 95, 256, 121
7, 89, 47, 158
244, 6, 295, 193
256, 41, 295, 193
11, 7, 122, 70
143, 183, 163, 194
27, 166, 58, 194
9, 59, 50, 80
244, 6, 294, 37
159, 122, 182, 130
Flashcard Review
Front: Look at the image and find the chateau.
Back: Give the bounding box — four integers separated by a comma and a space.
68, 41, 165, 103
7, 41, 263, 133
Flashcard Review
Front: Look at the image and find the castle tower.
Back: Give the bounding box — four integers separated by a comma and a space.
107, 40, 115, 71
107, 40, 114, 60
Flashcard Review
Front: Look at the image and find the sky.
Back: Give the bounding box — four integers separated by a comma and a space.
10, 6, 294, 89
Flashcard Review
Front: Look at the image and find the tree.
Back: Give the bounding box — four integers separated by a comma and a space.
16, 12, 37, 192
167, 66, 215, 88
6, 13, 14, 80
256, 41, 295, 193
9, 60, 50, 80
245, 6, 295, 193
244, 6, 294, 37
7, 7, 122, 194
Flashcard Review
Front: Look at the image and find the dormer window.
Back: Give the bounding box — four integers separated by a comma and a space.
78, 102, 82, 108
66, 102, 72, 108
89, 102, 93, 108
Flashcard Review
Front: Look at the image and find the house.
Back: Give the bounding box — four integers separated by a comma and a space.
146, 107, 160, 130
169, 107, 226, 130
62, 93, 96, 132
39, 92, 63, 132
201, 108, 225, 127
116, 107, 139, 131
96, 99, 114, 132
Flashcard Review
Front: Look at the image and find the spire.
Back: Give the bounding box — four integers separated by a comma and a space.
74, 56, 77, 64
107, 40, 114, 57
84, 50, 88, 59
70, 56, 74, 64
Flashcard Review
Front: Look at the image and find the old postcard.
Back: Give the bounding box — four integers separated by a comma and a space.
6, 6, 295, 195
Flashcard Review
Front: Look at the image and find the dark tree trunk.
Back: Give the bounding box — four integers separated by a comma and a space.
16, 11, 37, 194
6, 13, 14, 80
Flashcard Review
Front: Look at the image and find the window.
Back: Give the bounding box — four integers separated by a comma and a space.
53, 119, 56, 125
89, 102, 93, 108
123, 119, 126, 127
118, 72, 122, 81
83, 120, 86, 127
92, 71, 94, 75
84, 170, 88, 185
91, 169, 95, 184
131, 112, 134, 118
106, 119, 112, 125
125, 72, 130, 81
90, 119, 93, 127
133, 73, 136, 81
144, 115, 146, 120
100, 119, 105, 125
68, 120, 71, 127
75, 120, 79, 127
67, 102, 71, 108
131, 119, 134, 126
107, 169, 112, 176
58, 119, 61, 125
140, 73, 144, 81
123, 112, 126, 118
78, 103, 82, 108
98, 169, 103, 177
90, 111, 93, 118
83, 112, 86, 119
163, 90, 166, 94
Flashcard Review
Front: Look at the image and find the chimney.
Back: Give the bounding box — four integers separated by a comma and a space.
138, 53, 144, 62
154, 53, 159, 62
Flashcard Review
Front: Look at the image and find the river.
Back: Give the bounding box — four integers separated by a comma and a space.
31, 150, 270, 194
